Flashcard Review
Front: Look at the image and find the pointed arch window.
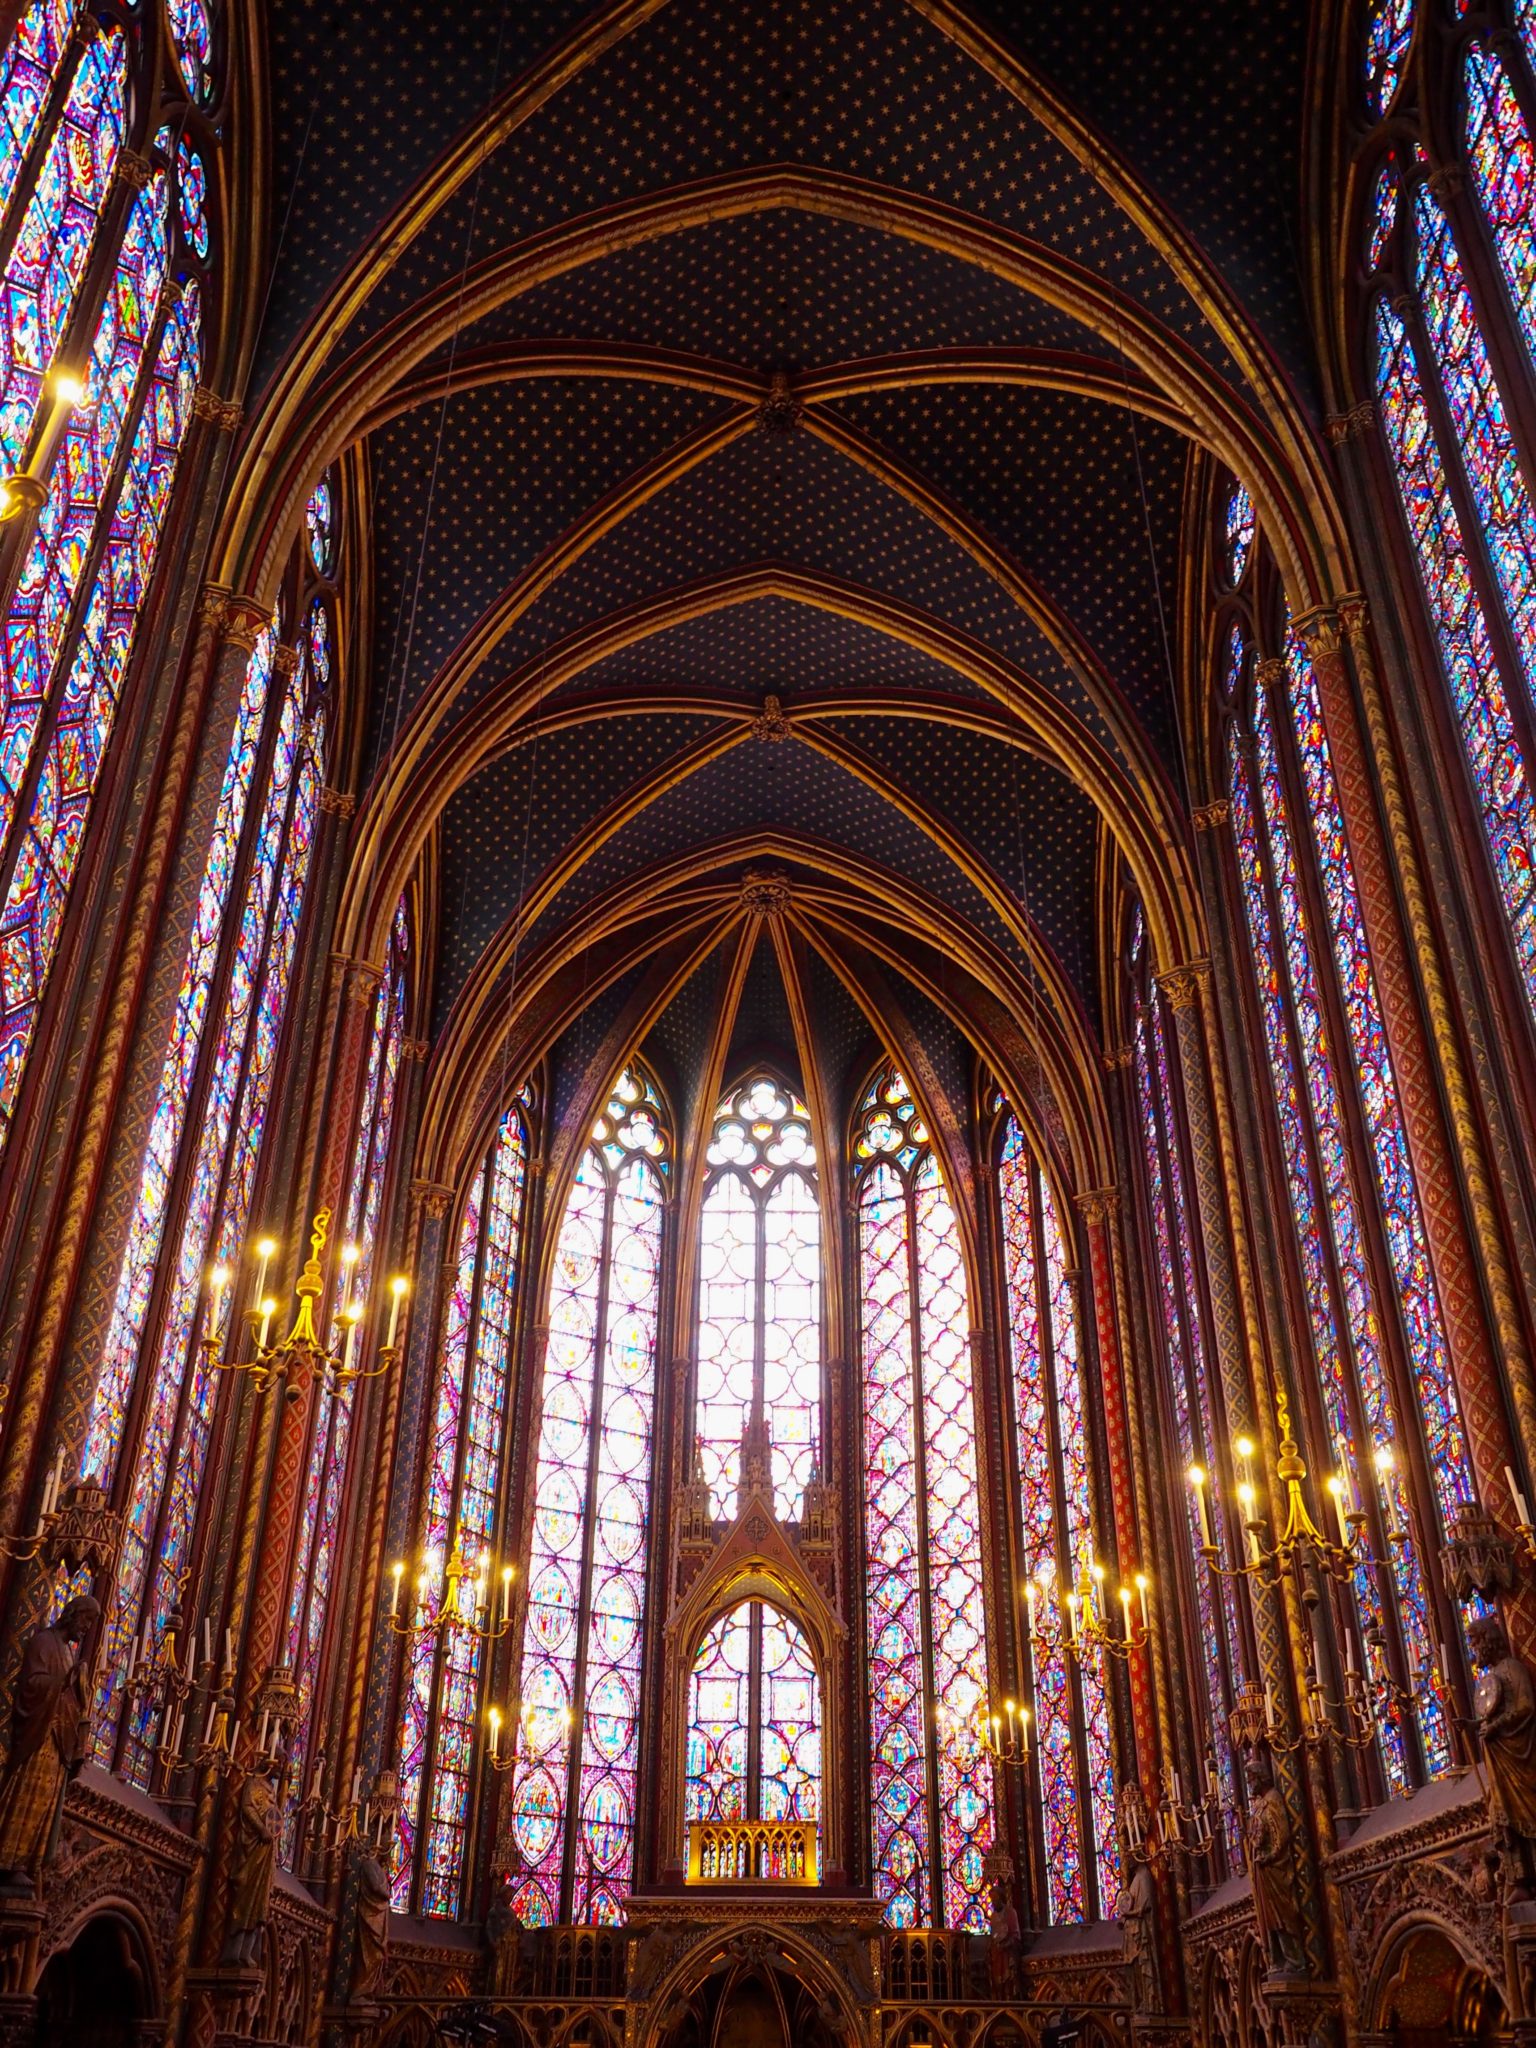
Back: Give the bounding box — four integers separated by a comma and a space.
995, 1110, 1119, 1921
84, 526, 329, 1784
394, 1095, 532, 1916
1362, 22, 1536, 1033
1125, 910, 1245, 1860
856, 1065, 993, 1931
685, 1600, 820, 1828
284, 896, 411, 1857
695, 1074, 821, 1522
0, 19, 217, 1151
504, 1067, 668, 1929
1218, 539, 1476, 1782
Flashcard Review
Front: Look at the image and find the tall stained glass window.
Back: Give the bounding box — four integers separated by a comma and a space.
1125, 909, 1245, 1857
1218, 495, 1475, 1777
685, 1600, 820, 1830
394, 1096, 531, 1916
856, 1065, 993, 1931
695, 1074, 820, 1522
995, 1111, 1119, 1921
1363, 19, 1536, 1034
284, 897, 410, 1857
0, 116, 210, 1149
504, 1068, 667, 1928
84, 487, 331, 1782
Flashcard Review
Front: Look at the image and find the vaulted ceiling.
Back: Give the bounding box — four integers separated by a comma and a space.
234, 0, 1335, 1189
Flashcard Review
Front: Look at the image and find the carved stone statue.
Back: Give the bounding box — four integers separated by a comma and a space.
486, 1871, 524, 1994
1114, 1835, 1158, 2005
220, 1771, 278, 1967
987, 1879, 1020, 1998
1470, 1612, 1536, 1899
0, 1594, 99, 1894
1243, 1749, 1307, 1976
351, 1849, 390, 2000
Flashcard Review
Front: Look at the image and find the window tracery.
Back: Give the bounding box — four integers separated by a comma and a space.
695, 1074, 820, 1523
856, 1065, 992, 1931
395, 1093, 531, 1916
685, 1600, 819, 1832
503, 1067, 667, 1929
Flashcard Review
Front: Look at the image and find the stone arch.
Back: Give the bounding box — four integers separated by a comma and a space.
1368, 1912, 1510, 2044
33, 1906, 160, 2045
637, 1925, 865, 2048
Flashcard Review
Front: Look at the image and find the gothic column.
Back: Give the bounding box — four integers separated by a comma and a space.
1155, 963, 1338, 1994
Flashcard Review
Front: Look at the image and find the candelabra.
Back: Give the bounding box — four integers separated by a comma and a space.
977, 1699, 1032, 1771
484, 1700, 572, 1774
294, 1755, 397, 1855
1023, 1566, 1151, 1664
0, 1463, 120, 1573
387, 1532, 517, 1645
203, 1211, 409, 1399
124, 1603, 241, 1794
1120, 1766, 1220, 1866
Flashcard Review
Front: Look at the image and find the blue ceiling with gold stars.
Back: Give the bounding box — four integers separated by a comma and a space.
250, 0, 1327, 1138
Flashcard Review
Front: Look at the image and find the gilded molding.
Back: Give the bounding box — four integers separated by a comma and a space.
1254, 655, 1286, 691
1293, 604, 1344, 659
1192, 799, 1230, 831
222, 595, 271, 652
410, 1178, 454, 1220
1074, 1186, 1120, 1224
1102, 1045, 1134, 1071
1154, 961, 1211, 1011
317, 785, 357, 818
191, 386, 243, 432
748, 693, 793, 742
1324, 401, 1375, 444
756, 370, 803, 433
272, 642, 301, 679
400, 1036, 431, 1064
740, 870, 792, 914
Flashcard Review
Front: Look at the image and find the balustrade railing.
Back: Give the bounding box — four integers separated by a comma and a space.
685, 1818, 817, 1883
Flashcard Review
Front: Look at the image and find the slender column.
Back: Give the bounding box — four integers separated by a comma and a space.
1294, 610, 1531, 1548
1076, 1187, 1181, 2009
1335, 598, 1536, 1489
1155, 965, 1333, 1983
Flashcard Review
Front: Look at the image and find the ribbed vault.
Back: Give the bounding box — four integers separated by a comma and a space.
227, 0, 1358, 1192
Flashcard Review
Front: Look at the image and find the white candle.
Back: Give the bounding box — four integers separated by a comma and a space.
1345, 1629, 1358, 1675
342, 1312, 357, 1376
1329, 1476, 1350, 1547
1025, 1579, 1037, 1638
1020, 1706, 1030, 1757
489, 1706, 501, 1762
50, 1446, 64, 1511
1171, 1768, 1183, 1807
391, 1561, 404, 1618
387, 1277, 407, 1350
1264, 1683, 1276, 1731
501, 1566, 513, 1625
1508, 1465, 1533, 1530
1189, 1466, 1212, 1549
202, 1620, 212, 1668
253, 1239, 274, 1308
258, 1710, 270, 1754
1136, 1575, 1150, 1630
258, 1298, 274, 1349
209, 1264, 227, 1338
229, 1719, 241, 1757
351, 1768, 363, 1804
1120, 1587, 1133, 1642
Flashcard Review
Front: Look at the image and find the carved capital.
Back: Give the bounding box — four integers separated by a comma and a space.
317, 785, 356, 818
1192, 798, 1230, 831
1293, 604, 1344, 661
1155, 961, 1210, 1012
191, 385, 242, 432
741, 868, 792, 915
400, 1036, 431, 1064
411, 1178, 455, 1220
1323, 400, 1375, 444
756, 370, 802, 434
197, 582, 233, 630
748, 693, 793, 742
1074, 1186, 1120, 1225
223, 595, 271, 653
111, 148, 153, 197
1102, 1045, 1134, 1071
1335, 589, 1371, 644
331, 952, 386, 1005
1254, 655, 1287, 692
272, 643, 301, 679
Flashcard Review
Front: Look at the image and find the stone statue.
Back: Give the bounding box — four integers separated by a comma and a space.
1470, 1613, 1536, 1898
987, 1879, 1020, 1998
486, 1871, 524, 1994
220, 1771, 278, 1967
1243, 1750, 1307, 1976
1114, 1835, 1158, 2005
351, 1849, 390, 2000
0, 1595, 99, 1893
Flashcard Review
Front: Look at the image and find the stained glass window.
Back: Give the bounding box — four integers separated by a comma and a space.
685, 1600, 820, 1829
0, 118, 210, 1150
1364, 0, 1413, 119
167, 0, 215, 103
285, 897, 409, 1858
0, 0, 76, 232
695, 1074, 820, 1522
996, 1115, 1119, 1920
1224, 482, 1255, 585
394, 1095, 530, 1916
857, 1066, 993, 1931
1463, 43, 1536, 371
503, 1067, 667, 1929
1366, 161, 1536, 1029
87, 593, 326, 1780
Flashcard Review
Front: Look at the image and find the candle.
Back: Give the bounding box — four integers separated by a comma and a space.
1336, 1446, 1357, 1512
229, 1719, 241, 1757
391, 1561, 404, 1618
1025, 1578, 1037, 1639
1205, 1754, 1219, 1798
1136, 1574, 1150, 1630
1171, 1768, 1183, 1807
1508, 1465, 1533, 1531
126, 1635, 138, 1683
253, 1238, 274, 1306
1189, 1465, 1212, 1548
1375, 1446, 1399, 1535
1264, 1683, 1276, 1731
258, 1297, 275, 1349
489, 1708, 501, 1762
1345, 1629, 1358, 1676
1234, 1435, 1255, 1492
184, 1629, 197, 1680
1239, 1484, 1261, 1563
258, 1711, 270, 1755
352, 1768, 363, 1805
342, 1307, 358, 1376
209, 1263, 228, 1337
387, 1276, 408, 1350
1065, 1592, 1080, 1649
1119, 1587, 1132, 1642
48, 1446, 64, 1516
1020, 1706, 1030, 1757
1328, 1475, 1350, 1548
202, 1619, 212, 1668
501, 1565, 513, 1625
1438, 1641, 1451, 1685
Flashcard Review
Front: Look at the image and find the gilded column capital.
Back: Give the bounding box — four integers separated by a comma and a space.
111, 147, 153, 197
1292, 605, 1344, 660
1154, 960, 1211, 1011
1254, 654, 1286, 691
1074, 1186, 1120, 1225
410, 1178, 455, 1220
331, 951, 386, 1005
400, 1036, 431, 1064
1323, 401, 1375, 444
191, 385, 242, 432
223, 595, 272, 652
1335, 590, 1371, 642
317, 785, 356, 818
272, 642, 301, 680
1192, 798, 1230, 831
1102, 1045, 1133, 1072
